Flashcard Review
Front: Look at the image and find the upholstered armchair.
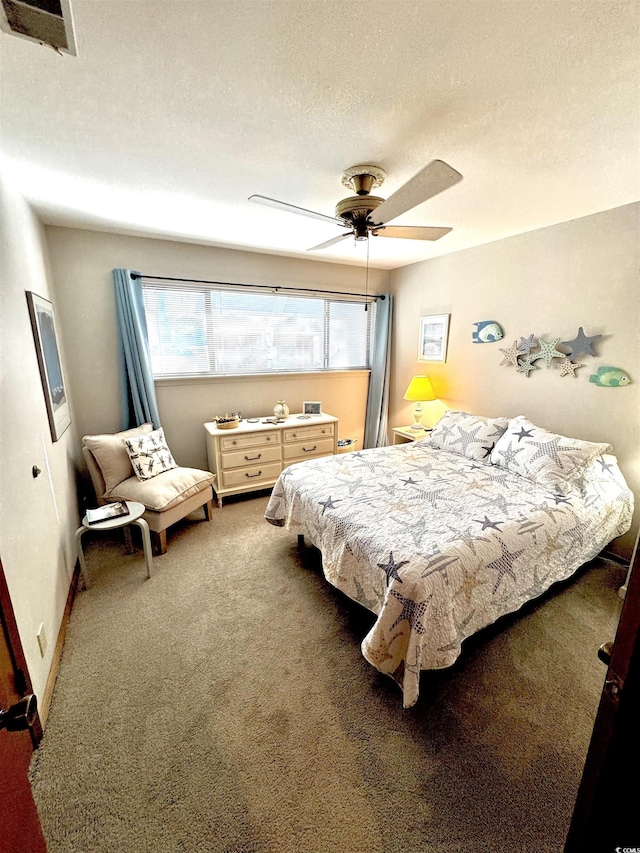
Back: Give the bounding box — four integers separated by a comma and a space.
82, 423, 214, 554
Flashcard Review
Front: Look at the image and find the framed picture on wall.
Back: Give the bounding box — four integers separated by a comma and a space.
26, 291, 72, 442
303, 401, 322, 415
418, 314, 450, 363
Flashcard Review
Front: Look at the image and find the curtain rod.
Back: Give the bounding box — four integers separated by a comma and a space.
130, 272, 385, 301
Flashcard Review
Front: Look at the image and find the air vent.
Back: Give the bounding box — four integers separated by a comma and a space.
0, 0, 76, 54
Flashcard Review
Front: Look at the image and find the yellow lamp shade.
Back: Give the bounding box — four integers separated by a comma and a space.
404, 375, 436, 402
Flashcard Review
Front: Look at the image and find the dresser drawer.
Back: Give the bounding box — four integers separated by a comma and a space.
283, 423, 335, 443
221, 461, 282, 489
282, 436, 335, 461
221, 444, 282, 470
220, 430, 280, 452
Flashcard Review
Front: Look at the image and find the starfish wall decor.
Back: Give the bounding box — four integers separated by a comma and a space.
497, 324, 630, 383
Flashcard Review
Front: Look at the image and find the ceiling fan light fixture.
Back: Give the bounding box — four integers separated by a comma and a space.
334, 194, 384, 222
340, 165, 386, 195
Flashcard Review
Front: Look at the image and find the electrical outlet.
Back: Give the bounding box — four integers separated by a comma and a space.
37, 623, 47, 658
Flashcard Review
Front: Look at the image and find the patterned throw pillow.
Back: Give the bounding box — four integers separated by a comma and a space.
490, 415, 611, 494
123, 427, 178, 481
428, 410, 509, 464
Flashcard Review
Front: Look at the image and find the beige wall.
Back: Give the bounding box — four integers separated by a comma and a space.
390, 203, 640, 560
0, 170, 81, 702
45, 228, 389, 476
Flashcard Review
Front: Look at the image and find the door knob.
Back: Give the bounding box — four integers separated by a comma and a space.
0, 694, 38, 732
597, 641, 613, 666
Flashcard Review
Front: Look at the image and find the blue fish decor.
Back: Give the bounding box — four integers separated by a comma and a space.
589, 366, 631, 387
472, 321, 504, 343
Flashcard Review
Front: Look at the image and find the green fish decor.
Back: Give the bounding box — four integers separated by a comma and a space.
589, 366, 631, 387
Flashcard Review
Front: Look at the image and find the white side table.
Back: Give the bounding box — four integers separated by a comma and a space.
75, 500, 153, 589
392, 426, 432, 444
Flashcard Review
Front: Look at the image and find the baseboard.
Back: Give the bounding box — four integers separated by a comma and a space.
39, 562, 81, 728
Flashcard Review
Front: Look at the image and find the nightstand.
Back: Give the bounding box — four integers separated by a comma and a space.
392, 426, 432, 444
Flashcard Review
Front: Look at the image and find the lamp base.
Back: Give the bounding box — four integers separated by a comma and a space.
411, 403, 424, 430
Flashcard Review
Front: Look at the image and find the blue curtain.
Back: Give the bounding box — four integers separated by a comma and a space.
364, 294, 393, 448
113, 269, 160, 430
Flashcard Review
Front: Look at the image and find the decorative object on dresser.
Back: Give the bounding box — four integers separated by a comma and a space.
403, 375, 437, 429
213, 415, 240, 430
302, 401, 322, 415
82, 424, 215, 555
205, 413, 338, 507
273, 400, 290, 417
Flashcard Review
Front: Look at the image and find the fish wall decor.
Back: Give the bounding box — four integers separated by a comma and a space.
472, 321, 504, 343
588, 366, 631, 387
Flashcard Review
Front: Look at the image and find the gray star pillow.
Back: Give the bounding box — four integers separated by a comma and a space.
427, 410, 509, 464
490, 415, 611, 493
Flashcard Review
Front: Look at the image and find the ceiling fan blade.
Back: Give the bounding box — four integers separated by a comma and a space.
307, 233, 352, 251
368, 160, 462, 226
249, 194, 345, 227
374, 225, 453, 241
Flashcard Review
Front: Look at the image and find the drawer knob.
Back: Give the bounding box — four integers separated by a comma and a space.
232, 440, 237, 445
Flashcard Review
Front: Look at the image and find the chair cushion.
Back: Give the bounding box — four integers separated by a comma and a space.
83, 423, 154, 493
107, 467, 215, 512
123, 427, 178, 481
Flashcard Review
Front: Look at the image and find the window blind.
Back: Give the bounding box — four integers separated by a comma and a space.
141, 281, 375, 378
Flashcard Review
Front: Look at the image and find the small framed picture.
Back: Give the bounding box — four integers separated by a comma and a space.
418, 314, 450, 363
303, 401, 322, 415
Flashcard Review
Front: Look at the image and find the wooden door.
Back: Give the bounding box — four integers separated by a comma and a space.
564, 538, 640, 850
0, 558, 47, 853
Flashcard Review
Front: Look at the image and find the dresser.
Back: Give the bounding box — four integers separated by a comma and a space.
204, 414, 339, 506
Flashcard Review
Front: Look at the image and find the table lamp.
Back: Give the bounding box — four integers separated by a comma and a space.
404, 375, 437, 429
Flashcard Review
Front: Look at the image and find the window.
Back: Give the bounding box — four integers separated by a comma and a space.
141, 281, 375, 378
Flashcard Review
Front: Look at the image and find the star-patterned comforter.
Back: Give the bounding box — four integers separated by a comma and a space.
264, 441, 633, 707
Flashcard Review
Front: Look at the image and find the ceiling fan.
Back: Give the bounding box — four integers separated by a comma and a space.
249, 160, 462, 251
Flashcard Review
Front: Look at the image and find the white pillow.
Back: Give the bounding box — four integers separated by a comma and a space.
123, 427, 178, 482
428, 410, 509, 464
490, 415, 611, 493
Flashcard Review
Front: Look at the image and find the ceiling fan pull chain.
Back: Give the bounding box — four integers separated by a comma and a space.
365, 237, 370, 311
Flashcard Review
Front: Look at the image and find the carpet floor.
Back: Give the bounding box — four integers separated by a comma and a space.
30, 492, 625, 853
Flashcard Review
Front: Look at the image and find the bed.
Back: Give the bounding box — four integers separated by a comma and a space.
264, 411, 634, 707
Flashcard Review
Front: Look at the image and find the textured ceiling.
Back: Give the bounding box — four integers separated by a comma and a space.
1, 0, 638, 269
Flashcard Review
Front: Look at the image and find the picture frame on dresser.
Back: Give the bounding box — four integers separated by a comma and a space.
303, 401, 322, 415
